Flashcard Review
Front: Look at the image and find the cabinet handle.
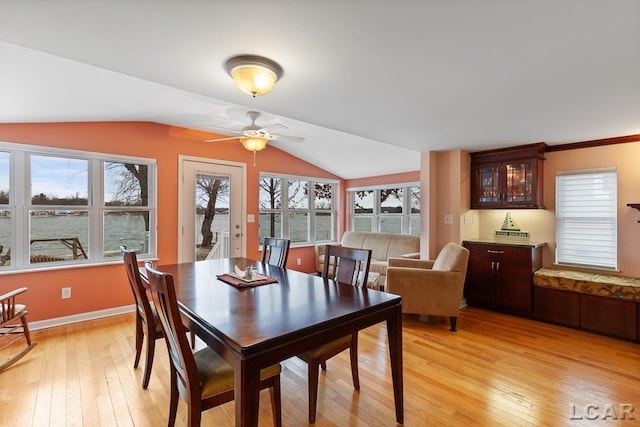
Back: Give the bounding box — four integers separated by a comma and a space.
496, 261, 500, 273
487, 250, 504, 254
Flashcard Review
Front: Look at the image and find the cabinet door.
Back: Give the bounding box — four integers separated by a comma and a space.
471, 164, 501, 208
504, 160, 540, 208
464, 255, 495, 304
495, 260, 532, 311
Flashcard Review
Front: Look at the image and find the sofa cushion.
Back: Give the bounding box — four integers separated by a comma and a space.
369, 259, 388, 276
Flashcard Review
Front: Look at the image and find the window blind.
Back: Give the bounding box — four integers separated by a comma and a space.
555, 170, 617, 269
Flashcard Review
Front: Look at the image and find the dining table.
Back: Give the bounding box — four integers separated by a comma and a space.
143, 257, 404, 426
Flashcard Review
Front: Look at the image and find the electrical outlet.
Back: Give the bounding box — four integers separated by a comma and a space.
296, 258, 302, 266
473, 214, 478, 224
61, 287, 72, 299
444, 214, 454, 225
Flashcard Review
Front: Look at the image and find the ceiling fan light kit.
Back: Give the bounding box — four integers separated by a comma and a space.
224, 54, 283, 97
240, 136, 268, 152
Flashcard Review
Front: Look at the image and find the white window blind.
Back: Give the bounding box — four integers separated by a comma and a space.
555, 169, 617, 269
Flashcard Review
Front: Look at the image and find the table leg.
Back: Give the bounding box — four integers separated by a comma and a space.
236, 359, 261, 427
387, 304, 404, 424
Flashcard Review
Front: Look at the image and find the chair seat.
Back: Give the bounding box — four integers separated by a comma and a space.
299, 335, 352, 359
196, 347, 282, 398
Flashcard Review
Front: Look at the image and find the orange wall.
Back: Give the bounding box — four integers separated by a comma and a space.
0, 122, 341, 321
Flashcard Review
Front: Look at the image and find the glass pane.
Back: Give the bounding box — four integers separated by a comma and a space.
259, 177, 282, 209
353, 190, 373, 214
410, 216, 421, 235
314, 183, 333, 210
353, 216, 373, 232
288, 180, 308, 209
380, 188, 403, 213
0, 152, 9, 204
479, 166, 500, 203
410, 187, 420, 214
195, 174, 230, 261
29, 210, 89, 263
259, 213, 282, 241
0, 210, 10, 267
104, 211, 150, 257
506, 162, 533, 203
289, 212, 308, 243
104, 162, 149, 206
380, 216, 402, 233
315, 212, 333, 241
31, 155, 88, 206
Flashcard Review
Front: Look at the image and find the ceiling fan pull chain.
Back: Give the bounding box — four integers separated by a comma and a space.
253, 150, 257, 167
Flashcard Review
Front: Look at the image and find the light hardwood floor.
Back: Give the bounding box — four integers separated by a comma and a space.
1, 307, 639, 426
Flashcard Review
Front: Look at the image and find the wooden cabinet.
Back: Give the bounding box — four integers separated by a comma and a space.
470, 142, 547, 209
463, 240, 544, 315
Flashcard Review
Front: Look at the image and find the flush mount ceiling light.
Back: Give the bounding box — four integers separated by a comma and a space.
224, 54, 283, 97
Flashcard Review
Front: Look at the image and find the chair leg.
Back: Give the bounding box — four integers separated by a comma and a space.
308, 359, 321, 424
168, 365, 179, 427
141, 330, 155, 389
449, 316, 458, 332
349, 333, 360, 390
133, 314, 143, 368
270, 376, 282, 427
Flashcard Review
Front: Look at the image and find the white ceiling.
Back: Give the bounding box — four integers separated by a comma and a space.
0, 1, 638, 179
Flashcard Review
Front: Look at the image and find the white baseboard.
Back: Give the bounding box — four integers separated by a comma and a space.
30, 305, 136, 331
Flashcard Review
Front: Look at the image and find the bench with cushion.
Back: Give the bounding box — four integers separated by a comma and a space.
533, 268, 640, 341
315, 231, 420, 290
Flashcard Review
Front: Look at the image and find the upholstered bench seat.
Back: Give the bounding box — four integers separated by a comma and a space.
533, 268, 640, 302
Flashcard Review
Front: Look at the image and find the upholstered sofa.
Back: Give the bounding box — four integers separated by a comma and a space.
314, 231, 420, 289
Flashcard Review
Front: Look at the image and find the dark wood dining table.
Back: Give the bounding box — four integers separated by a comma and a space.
144, 257, 404, 426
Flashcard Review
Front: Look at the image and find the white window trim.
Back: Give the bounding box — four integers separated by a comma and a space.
0, 141, 157, 272
348, 183, 421, 234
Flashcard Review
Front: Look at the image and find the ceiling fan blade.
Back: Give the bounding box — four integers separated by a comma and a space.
204, 136, 241, 142
270, 134, 305, 143
259, 123, 288, 134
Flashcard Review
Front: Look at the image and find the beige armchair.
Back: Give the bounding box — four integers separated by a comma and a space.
386, 242, 470, 331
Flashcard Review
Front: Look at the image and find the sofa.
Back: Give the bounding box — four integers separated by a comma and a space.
314, 231, 420, 289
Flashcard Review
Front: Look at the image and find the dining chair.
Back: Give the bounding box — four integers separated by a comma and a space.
144, 261, 282, 427
297, 244, 372, 424
0, 287, 37, 371
121, 246, 164, 389
261, 237, 290, 268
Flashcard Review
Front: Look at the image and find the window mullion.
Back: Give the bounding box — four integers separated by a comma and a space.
89, 159, 103, 260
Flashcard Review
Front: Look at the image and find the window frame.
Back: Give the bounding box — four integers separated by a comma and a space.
348, 183, 420, 235
258, 173, 337, 247
555, 168, 618, 271
0, 141, 157, 272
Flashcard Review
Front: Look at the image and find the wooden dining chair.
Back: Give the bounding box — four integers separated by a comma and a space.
297, 245, 372, 424
144, 261, 282, 427
121, 246, 164, 389
261, 237, 290, 268
0, 287, 37, 371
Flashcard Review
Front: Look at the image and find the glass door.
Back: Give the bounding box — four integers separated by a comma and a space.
179, 158, 244, 262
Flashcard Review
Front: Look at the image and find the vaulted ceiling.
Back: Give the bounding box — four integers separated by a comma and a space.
0, 1, 638, 179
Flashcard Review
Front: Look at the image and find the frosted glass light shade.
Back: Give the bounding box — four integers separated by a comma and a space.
240, 137, 268, 152
224, 55, 283, 97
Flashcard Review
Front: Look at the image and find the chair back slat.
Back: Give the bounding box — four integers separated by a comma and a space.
261, 237, 291, 268
121, 247, 154, 321
322, 245, 372, 287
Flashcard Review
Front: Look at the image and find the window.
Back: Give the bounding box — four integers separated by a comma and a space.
556, 169, 617, 270
350, 184, 420, 235
0, 142, 156, 271
259, 174, 336, 245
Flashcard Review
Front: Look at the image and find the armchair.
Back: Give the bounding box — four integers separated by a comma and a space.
386, 242, 469, 331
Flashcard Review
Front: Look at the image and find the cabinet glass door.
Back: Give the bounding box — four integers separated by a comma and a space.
505, 162, 533, 204
478, 165, 500, 203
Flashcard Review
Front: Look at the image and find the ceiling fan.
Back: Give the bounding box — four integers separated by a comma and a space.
204, 111, 305, 151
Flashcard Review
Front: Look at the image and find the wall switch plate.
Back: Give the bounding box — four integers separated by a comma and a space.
444, 214, 454, 225
61, 287, 71, 299
247, 214, 255, 223
473, 214, 478, 224
296, 258, 302, 266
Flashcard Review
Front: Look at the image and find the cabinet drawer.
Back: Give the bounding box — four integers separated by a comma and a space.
464, 243, 532, 263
